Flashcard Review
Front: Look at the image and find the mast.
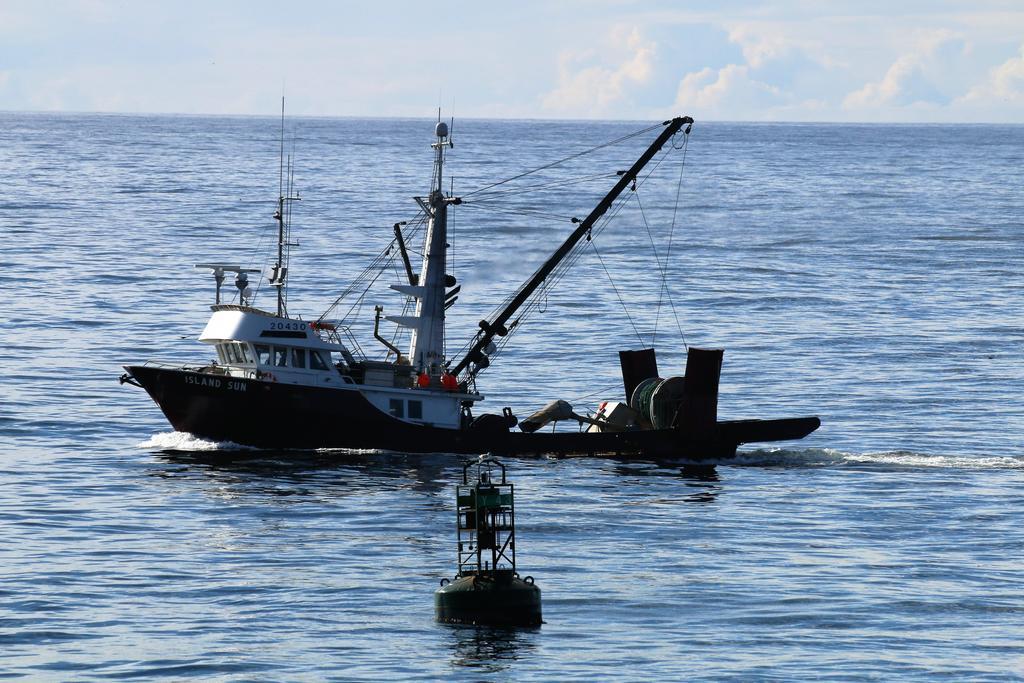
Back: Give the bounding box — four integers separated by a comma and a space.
388, 120, 457, 373
451, 116, 693, 377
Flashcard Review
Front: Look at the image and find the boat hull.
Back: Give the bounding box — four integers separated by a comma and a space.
124, 366, 819, 460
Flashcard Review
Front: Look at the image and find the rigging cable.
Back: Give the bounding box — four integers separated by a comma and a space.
243, 201, 277, 305
401, 123, 672, 344
446, 140, 674, 368
653, 130, 690, 348
457, 202, 579, 223
567, 381, 629, 405
465, 171, 620, 202
588, 239, 646, 347
317, 213, 427, 323
633, 187, 687, 348
456, 135, 685, 375
461, 123, 663, 199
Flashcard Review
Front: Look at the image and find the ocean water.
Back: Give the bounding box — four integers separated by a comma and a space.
1, 112, 1023, 680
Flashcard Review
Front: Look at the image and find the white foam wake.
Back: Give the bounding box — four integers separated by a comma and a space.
313, 447, 385, 455
732, 447, 1024, 470
137, 431, 256, 452
844, 449, 1024, 470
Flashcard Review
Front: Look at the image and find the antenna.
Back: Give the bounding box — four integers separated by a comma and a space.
278, 96, 285, 206
285, 153, 293, 314
449, 94, 454, 141
270, 97, 300, 318
275, 97, 287, 317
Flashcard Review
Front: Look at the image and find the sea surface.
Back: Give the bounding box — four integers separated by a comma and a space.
1, 112, 1023, 680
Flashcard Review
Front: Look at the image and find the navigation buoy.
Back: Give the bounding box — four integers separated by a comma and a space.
435, 457, 542, 627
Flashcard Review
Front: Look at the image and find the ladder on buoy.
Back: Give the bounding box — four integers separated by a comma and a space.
457, 457, 516, 578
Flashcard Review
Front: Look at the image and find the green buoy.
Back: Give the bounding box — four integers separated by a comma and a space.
435, 457, 542, 626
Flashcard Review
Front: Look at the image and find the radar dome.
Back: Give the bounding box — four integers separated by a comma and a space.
435, 121, 449, 138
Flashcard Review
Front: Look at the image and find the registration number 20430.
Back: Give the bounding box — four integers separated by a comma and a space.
270, 321, 307, 331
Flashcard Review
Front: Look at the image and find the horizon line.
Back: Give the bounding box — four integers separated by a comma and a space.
1, 108, 1021, 127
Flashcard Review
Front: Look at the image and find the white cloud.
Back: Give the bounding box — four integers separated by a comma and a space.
673, 64, 783, 117
669, 24, 827, 120
842, 30, 965, 110
727, 24, 793, 69
540, 26, 656, 116
959, 43, 1024, 104
843, 55, 929, 109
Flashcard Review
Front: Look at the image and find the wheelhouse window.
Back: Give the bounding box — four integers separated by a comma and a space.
408, 400, 423, 420
389, 399, 404, 418
309, 350, 329, 371
290, 348, 306, 369
254, 344, 271, 366
274, 347, 288, 367
218, 343, 248, 365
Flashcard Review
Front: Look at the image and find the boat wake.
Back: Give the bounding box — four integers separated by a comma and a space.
731, 447, 1024, 470
137, 431, 257, 452
138, 431, 384, 456
313, 447, 386, 455
136, 433, 1020, 472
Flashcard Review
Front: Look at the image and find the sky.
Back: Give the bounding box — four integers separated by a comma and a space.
1, 1, 1022, 122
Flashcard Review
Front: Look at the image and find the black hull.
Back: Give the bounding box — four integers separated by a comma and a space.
124, 366, 820, 460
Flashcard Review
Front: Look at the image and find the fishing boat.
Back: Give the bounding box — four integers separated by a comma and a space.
120, 113, 819, 459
